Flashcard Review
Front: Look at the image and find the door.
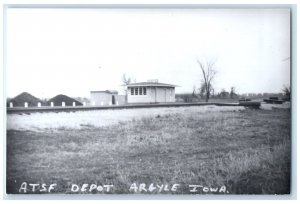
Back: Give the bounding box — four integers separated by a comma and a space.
112, 95, 116, 105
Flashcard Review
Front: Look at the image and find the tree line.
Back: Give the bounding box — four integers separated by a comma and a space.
179, 58, 290, 102
120, 58, 290, 103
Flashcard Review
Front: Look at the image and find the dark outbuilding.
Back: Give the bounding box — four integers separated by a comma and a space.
7, 92, 46, 107
47, 94, 83, 106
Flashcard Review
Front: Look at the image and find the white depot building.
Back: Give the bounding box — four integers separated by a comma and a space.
126, 81, 176, 104
90, 90, 125, 106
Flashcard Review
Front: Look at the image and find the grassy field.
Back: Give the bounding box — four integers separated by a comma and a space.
7, 106, 245, 131
6, 106, 291, 194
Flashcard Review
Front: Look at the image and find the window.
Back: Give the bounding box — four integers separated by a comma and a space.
131, 87, 147, 95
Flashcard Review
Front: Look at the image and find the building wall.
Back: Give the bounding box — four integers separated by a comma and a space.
154, 87, 175, 103
127, 87, 152, 103
127, 87, 175, 103
90, 92, 126, 106
115, 95, 126, 105
169, 88, 176, 102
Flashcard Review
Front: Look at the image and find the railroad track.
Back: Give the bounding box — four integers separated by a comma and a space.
6, 102, 260, 114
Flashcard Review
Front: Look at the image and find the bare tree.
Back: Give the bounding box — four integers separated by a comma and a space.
219, 88, 229, 98
198, 83, 206, 99
122, 74, 133, 103
197, 59, 217, 102
230, 86, 237, 99
122, 74, 132, 86
192, 85, 197, 98
282, 85, 290, 101
211, 87, 215, 98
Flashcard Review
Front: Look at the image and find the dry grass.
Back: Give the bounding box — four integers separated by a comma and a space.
7, 105, 245, 131
6, 108, 291, 194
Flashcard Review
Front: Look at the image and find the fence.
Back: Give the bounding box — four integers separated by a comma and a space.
8, 100, 121, 108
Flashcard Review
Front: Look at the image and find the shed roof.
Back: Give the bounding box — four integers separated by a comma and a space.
127, 82, 177, 88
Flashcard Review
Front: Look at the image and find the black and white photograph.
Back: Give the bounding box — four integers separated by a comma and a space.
4, 4, 293, 196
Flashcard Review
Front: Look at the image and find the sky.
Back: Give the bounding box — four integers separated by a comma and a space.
5, 8, 290, 98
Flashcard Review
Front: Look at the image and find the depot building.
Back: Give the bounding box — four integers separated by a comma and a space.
90, 90, 125, 106
127, 81, 176, 104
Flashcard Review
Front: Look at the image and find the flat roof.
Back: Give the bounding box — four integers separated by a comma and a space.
90, 90, 118, 94
127, 82, 177, 88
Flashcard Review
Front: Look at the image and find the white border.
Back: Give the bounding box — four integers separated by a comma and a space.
1, 0, 298, 203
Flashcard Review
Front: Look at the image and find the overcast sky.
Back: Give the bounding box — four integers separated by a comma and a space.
6, 8, 290, 98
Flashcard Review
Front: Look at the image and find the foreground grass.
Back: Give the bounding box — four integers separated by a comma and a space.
6, 108, 291, 194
